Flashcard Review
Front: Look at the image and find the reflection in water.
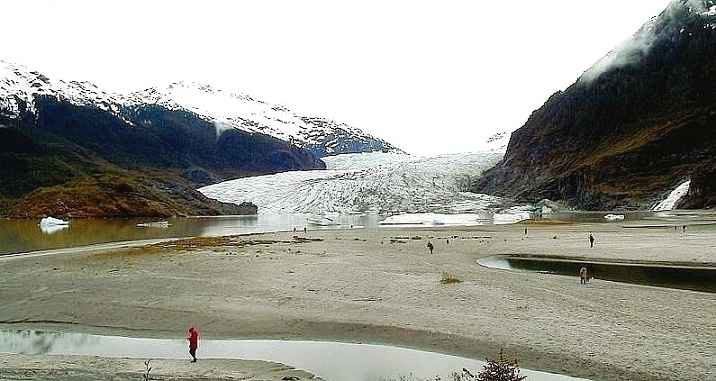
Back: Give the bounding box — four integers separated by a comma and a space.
39, 223, 69, 235
0, 330, 588, 381
6, 210, 716, 256
478, 255, 716, 293
0, 215, 380, 255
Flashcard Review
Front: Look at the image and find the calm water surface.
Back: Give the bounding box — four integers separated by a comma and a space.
479, 255, 716, 293
3, 210, 716, 255
0, 215, 380, 255
0, 330, 590, 381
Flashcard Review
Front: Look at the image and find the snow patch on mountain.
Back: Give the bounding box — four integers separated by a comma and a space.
199, 150, 504, 215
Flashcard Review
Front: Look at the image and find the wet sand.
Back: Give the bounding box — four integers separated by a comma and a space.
0, 222, 714, 380
0, 353, 317, 380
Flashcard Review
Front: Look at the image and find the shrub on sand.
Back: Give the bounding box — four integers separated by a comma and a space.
440, 272, 462, 284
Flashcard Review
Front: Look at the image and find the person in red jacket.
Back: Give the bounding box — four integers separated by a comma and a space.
187, 327, 199, 362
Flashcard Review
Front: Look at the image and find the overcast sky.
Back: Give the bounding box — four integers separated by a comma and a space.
1, 1, 670, 155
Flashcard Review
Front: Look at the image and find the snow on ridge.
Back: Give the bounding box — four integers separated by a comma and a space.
653, 180, 691, 211
0, 60, 400, 154
0, 60, 128, 119
124, 81, 400, 152
199, 151, 504, 215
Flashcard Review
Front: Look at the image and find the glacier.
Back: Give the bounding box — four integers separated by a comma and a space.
198, 150, 506, 215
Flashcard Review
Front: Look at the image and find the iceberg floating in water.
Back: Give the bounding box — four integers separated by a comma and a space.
39, 216, 69, 234
653, 180, 691, 211
380, 213, 483, 226
379, 211, 529, 226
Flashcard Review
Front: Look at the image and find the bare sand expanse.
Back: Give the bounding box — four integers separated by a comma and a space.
0, 222, 714, 381
0, 353, 316, 380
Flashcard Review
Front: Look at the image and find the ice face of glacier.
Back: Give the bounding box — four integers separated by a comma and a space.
198, 151, 505, 215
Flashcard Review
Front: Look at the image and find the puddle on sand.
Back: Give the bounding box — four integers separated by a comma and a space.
0, 330, 590, 381
478, 255, 716, 293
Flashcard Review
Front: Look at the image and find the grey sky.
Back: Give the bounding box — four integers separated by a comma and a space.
1, 1, 669, 154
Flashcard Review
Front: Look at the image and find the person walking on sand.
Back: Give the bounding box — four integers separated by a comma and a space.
187, 327, 199, 362
524, 227, 528, 237
579, 267, 589, 285
426, 241, 434, 254
588, 233, 595, 248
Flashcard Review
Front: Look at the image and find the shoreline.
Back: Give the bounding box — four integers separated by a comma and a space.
0, 352, 318, 381
1, 223, 714, 380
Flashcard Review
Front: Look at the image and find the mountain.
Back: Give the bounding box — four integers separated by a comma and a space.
126, 82, 402, 157
474, 0, 716, 210
0, 60, 398, 217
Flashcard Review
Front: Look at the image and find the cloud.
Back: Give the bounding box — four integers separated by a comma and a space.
580, 0, 713, 83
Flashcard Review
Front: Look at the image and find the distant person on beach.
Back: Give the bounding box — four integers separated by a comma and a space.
579, 267, 589, 284
682, 225, 687, 234
524, 228, 528, 236
187, 327, 199, 362
588, 233, 595, 248
426, 241, 434, 254
304, 227, 307, 234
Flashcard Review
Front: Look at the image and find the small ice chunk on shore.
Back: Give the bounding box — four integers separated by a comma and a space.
604, 214, 625, 221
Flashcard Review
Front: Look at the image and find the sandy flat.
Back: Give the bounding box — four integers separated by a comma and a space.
0, 353, 317, 380
0, 222, 714, 381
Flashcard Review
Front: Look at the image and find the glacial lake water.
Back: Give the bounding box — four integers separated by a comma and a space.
0, 330, 590, 381
2, 210, 716, 256
0, 214, 380, 255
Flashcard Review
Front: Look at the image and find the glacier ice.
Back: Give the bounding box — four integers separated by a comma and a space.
199, 151, 505, 215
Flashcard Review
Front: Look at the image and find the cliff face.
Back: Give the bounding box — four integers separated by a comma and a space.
0, 97, 321, 217
475, 1, 716, 209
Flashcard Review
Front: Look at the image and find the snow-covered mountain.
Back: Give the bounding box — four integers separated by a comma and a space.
0, 60, 400, 157
0, 60, 127, 120
199, 148, 506, 215
126, 82, 402, 156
